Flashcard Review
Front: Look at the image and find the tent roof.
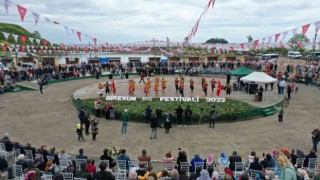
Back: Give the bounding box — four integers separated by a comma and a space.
229, 67, 253, 76
240, 72, 278, 83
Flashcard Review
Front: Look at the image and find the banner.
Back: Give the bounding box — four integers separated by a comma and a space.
302, 24, 310, 36
17, 5, 27, 22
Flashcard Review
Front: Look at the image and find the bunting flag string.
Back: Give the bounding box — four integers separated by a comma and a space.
29, 37, 34, 44
12, 34, 18, 43
302, 24, 311, 35
77, 32, 82, 41
3, 32, 10, 41
274, 33, 281, 43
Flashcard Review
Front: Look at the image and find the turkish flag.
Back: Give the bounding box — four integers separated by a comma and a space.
112, 80, 116, 94
20, 36, 26, 44
43, 40, 47, 46
17, 5, 27, 22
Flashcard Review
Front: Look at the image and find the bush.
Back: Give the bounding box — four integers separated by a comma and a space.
79, 98, 259, 124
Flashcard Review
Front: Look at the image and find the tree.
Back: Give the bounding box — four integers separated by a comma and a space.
33, 31, 41, 38
205, 38, 228, 44
288, 33, 309, 51
247, 35, 253, 50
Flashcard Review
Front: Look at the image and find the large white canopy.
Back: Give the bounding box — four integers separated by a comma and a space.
240, 72, 277, 83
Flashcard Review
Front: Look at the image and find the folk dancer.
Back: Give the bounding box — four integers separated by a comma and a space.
190, 78, 194, 93
144, 83, 149, 96
175, 77, 179, 92
154, 81, 159, 95
161, 78, 166, 92
210, 78, 217, 92
179, 80, 184, 97
203, 80, 208, 96
104, 81, 111, 94
147, 78, 152, 90
201, 76, 206, 88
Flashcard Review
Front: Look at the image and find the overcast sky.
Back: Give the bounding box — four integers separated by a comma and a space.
1, 0, 320, 45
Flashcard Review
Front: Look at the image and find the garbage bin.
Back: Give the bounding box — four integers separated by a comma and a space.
255, 93, 259, 102
108, 74, 113, 80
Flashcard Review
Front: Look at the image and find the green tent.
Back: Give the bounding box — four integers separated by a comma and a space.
228, 67, 253, 77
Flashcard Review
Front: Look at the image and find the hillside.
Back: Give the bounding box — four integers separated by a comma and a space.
0, 22, 53, 46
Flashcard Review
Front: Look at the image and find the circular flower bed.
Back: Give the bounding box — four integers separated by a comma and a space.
79, 98, 259, 123
108, 146, 121, 156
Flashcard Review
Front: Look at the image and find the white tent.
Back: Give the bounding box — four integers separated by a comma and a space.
240, 72, 278, 102
240, 72, 277, 83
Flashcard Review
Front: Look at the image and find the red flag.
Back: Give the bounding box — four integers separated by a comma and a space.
112, 80, 116, 94
275, 33, 281, 43
93, 38, 97, 46
77, 31, 82, 41
216, 80, 222, 96
2, 46, 7, 51
302, 24, 310, 36
20, 36, 26, 44
17, 5, 27, 22
240, 43, 245, 49
43, 40, 47, 46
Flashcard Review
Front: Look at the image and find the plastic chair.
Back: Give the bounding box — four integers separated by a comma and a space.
234, 162, 245, 176
13, 164, 23, 179
24, 150, 34, 161
117, 160, 127, 174
59, 158, 69, 173
250, 169, 263, 180
114, 173, 127, 180
194, 162, 204, 173
62, 172, 73, 180
46, 155, 54, 161
128, 160, 139, 172
307, 158, 318, 175
164, 161, 175, 174
0, 143, 14, 161
13, 148, 21, 162
180, 162, 190, 176
100, 160, 110, 168
76, 158, 87, 170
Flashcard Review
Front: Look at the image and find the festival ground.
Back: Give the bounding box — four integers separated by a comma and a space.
1, 57, 319, 161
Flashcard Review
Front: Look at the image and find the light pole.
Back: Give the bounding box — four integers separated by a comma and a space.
312, 32, 318, 65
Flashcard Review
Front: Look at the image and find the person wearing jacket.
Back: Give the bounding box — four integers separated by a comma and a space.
150, 115, 158, 139
276, 154, 297, 180
184, 105, 192, 127
121, 109, 130, 135
75, 163, 93, 180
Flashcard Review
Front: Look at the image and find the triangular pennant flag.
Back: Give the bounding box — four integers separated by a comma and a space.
77, 31, 82, 41
17, 5, 27, 22
267, 36, 272, 44
64, 26, 70, 36
315, 21, 320, 33
292, 28, 298, 36
3, 32, 10, 41
281, 31, 288, 41
12, 34, 19, 43
275, 33, 281, 43
43, 40, 47, 46
32, 12, 40, 26
36, 39, 41, 45
44, 17, 52, 23
93, 38, 97, 46
29, 37, 34, 44
4, 0, 11, 14
20, 36, 26, 44
302, 24, 310, 36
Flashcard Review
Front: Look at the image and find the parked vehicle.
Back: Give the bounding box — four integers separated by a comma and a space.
261, 54, 278, 63
288, 51, 302, 59
0, 62, 9, 71
21, 63, 36, 69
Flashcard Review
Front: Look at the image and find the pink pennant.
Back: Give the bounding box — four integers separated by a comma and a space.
77, 32, 82, 41
302, 24, 310, 36
20, 36, 26, 44
43, 40, 47, 46
93, 38, 97, 46
17, 5, 27, 22
275, 33, 281, 43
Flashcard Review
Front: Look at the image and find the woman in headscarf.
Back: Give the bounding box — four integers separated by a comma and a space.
219, 152, 229, 165
196, 170, 211, 180
224, 168, 235, 180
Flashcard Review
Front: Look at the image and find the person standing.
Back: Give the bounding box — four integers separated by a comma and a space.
210, 78, 217, 92
164, 112, 171, 133
145, 106, 152, 125
258, 85, 264, 101
184, 105, 192, 127
78, 107, 86, 127
161, 78, 166, 92
105, 81, 110, 94
94, 99, 101, 118
179, 80, 184, 97
203, 80, 208, 96
91, 117, 99, 141
279, 79, 286, 95
176, 105, 184, 127
190, 78, 194, 93
311, 128, 320, 152
287, 84, 292, 100
278, 105, 284, 123
121, 109, 130, 135
150, 115, 158, 139
226, 83, 232, 97
174, 77, 179, 92
156, 107, 163, 128
138, 72, 145, 83
209, 106, 217, 129
76, 123, 85, 142
84, 113, 91, 136
38, 78, 44, 96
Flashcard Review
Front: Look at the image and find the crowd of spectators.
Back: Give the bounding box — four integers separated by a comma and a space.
1, 133, 320, 180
